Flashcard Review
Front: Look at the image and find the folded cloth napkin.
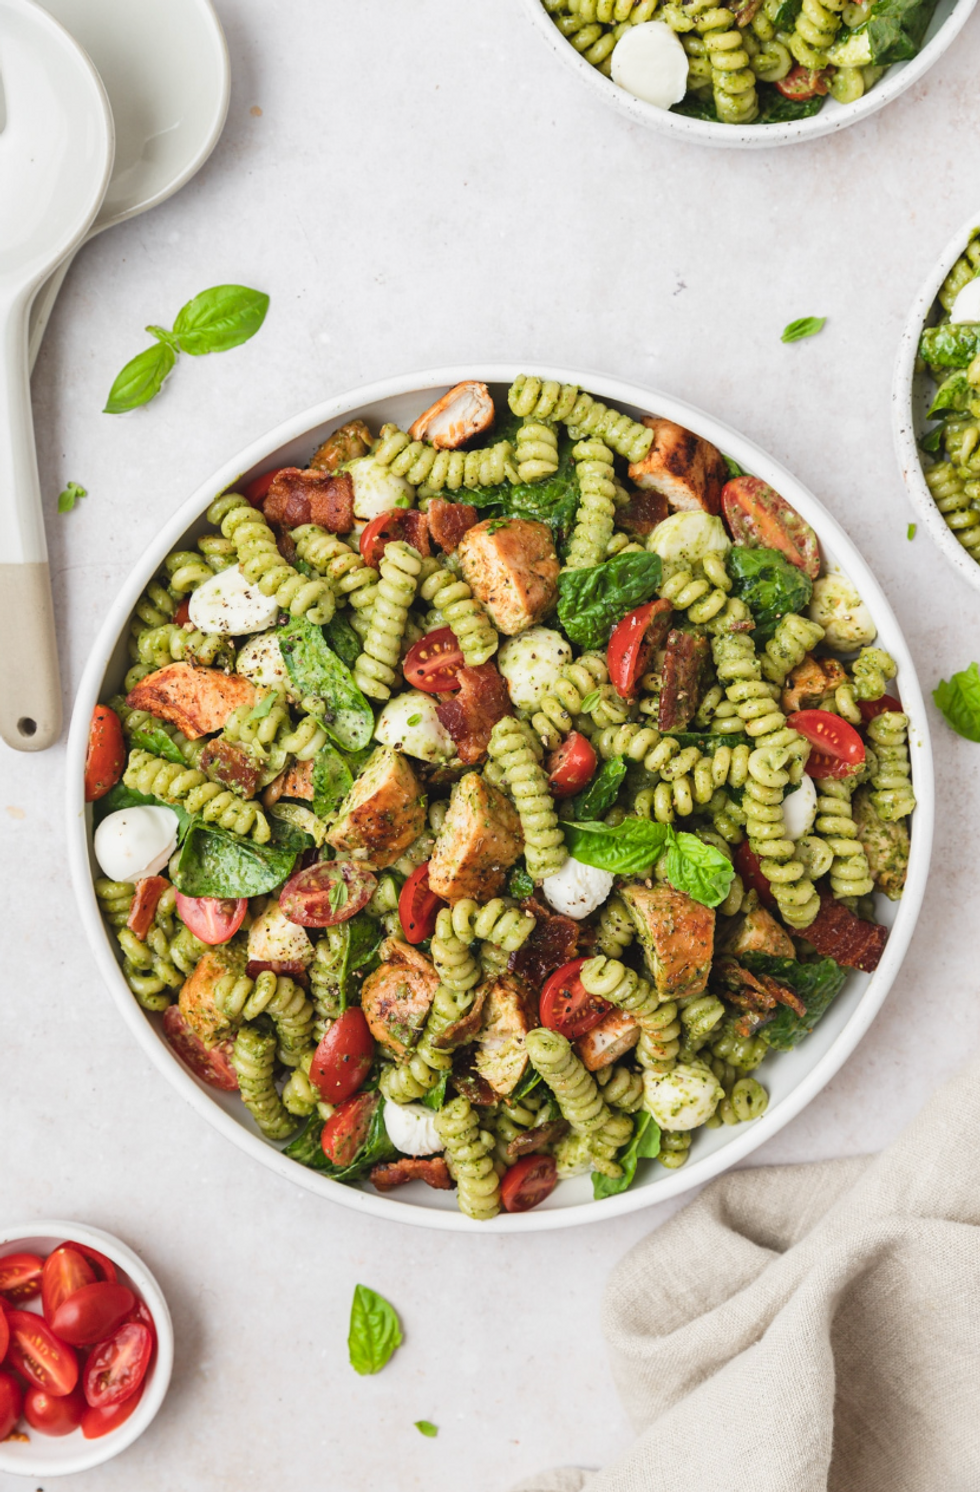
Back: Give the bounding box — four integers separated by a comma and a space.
512, 1053, 980, 1492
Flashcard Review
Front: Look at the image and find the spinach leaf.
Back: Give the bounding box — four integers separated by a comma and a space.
508, 864, 535, 901
266, 811, 316, 853
919, 322, 980, 369
927, 369, 971, 416
311, 742, 353, 820
172, 284, 270, 356
468, 433, 581, 548
664, 832, 734, 909
171, 818, 297, 898
744, 954, 847, 1049
670, 93, 718, 121
92, 781, 192, 838
726, 545, 813, 641
311, 914, 384, 1015
592, 1111, 661, 1199
104, 341, 176, 414
918, 424, 945, 454
563, 818, 671, 875
277, 615, 373, 751
723, 456, 744, 480
348, 1284, 403, 1376
866, 0, 940, 60
557, 553, 663, 650
572, 757, 626, 820
421, 1071, 450, 1111
324, 612, 362, 669
757, 88, 825, 122
934, 661, 980, 741
127, 723, 189, 767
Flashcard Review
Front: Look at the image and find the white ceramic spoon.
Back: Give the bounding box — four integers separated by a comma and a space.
0, 0, 114, 751
27, 0, 230, 369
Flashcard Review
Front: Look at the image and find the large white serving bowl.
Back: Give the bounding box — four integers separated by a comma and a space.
893, 207, 980, 595
66, 365, 933, 1232
521, 0, 976, 148
0, 1220, 173, 1476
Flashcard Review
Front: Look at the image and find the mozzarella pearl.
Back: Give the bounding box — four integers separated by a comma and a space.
643, 1063, 725, 1131
248, 900, 314, 965
498, 627, 572, 711
188, 565, 280, 636
541, 856, 615, 920
383, 1101, 445, 1156
950, 277, 980, 324
236, 631, 293, 695
611, 21, 688, 109
808, 575, 877, 651
781, 774, 818, 840
374, 691, 455, 763
648, 511, 730, 568
94, 805, 181, 884
348, 455, 414, 522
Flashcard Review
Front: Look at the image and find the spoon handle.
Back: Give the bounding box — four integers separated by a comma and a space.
0, 290, 63, 751
27, 254, 75, 372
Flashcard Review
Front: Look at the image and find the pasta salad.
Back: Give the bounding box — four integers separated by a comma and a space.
85, 375, 916, 1219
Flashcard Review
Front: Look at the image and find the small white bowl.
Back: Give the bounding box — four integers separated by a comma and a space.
0, 1221, 173, 1477
521, 0, 976, 148
893, 206, 980, 595
66, 365, 933, 1232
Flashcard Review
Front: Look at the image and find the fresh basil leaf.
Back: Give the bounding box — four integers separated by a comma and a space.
918, 424, 945, 454
277, 615, 374, 751
726, 545, 813, 642
92, 781, 192, 839
557, 553, 663, 651
664, 832, 734, 908
329, 878, 349, 915
146, 324, 179, 351
920, 322, 980, 369
57, 480, 87, 514
129, 724, 190, 767
247, 690, 278, 722
171, 818, 297, 898
348, 1284, 403, 1376
745, 954, 847, 1049
866, 0, 940, 61
927, 369, 971, 416
421, 1071, 450, 1111
311, 742, 353, 821
508, 864, 535, 901
562, 818, 671, 875
757, 88, 825, 122
592, 1110, 661, 1199
934, 661, 980, 741
511, 1066, 542, 1102
172, 284, 270, 356
104, 341, 176, 413
572, 757, 626, 821
324, 612, 362, 669
781, 316, 827, 344
415, 1421, 438, 1438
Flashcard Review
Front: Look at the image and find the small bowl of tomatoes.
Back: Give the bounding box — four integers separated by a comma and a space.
0, 1221, 173, 1477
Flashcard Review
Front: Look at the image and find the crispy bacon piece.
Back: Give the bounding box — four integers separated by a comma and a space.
309, 420, 373, 473
199, 737, 263, 800
427, 498, 479, 553
802, 893, 889, 973
781, 654, 847, 714
408, 381, 494, 449
716, 956, 806, 1037
509, 897, 582, 992
263, 468, 354, 533
731, 0, 763, 22
370, 1157, 454, 1192
504, 1118, 570, 1164
658, 630, 710, 732
126, 876, 168, 941
616, 488, 669, 536
452, 1047, 498, 1107
267, 758, 315, 804
436, 663, 512, 764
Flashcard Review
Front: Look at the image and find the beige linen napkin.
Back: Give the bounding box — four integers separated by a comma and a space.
512, 1053, 980, 1492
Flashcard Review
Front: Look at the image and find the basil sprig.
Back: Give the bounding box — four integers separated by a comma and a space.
934, 661, 980, 742
562, 819, 734, 908
104, 285, 269, 413
781, 316, 826, 344
348, 1285, 403, 1376
57, 480, 87, 514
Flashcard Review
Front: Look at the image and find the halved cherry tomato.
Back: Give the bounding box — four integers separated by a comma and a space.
859, 693, 901, 724
280, 861, 377, 927
403, 626, 464, 693
126, 1298, 157, 1355
84, 704, 126, 803
173, 597, 191, 626
81, 1379, 144, 1439
321, 1090, 379, 1167
787, 709, 865, 780
59, 1241, 117, 1286
309, 1008, 375, 1103
721, 476, 820, 579
0, 1251, 44, 1303
127, 876, 168, 941
398, 863, 446, 945
608, 599, 673, 699
6, 1309, 78, 1396
540, 958, 611, 1041
501, 1154, 558, 1213
41, 1246, 96, 1322
547, 731, 598, 799
162, 1005, 240, 1092
174, 892, 248, 945
82, 1321, 152, 1409
52, 1283, 136, 1347
0, 1306, 9, 1363
775, 63, 831, 99
358, 510, 412, 568
242, 468, 285, 507
734, 842, 778, 911
0, 1370, 23, 1440
24, 1384, 86, 1436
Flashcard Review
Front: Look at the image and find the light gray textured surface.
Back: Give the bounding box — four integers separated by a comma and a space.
3, 1, 980, 1487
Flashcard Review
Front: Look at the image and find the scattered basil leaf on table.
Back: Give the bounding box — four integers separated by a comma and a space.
592, 1110, 661, 1199
277, 615, 374, 750
57, 480, 87, 514
781, 316, 827, 344
919, 323, 980, 369
171, 819, 297, 898
933, 661, 980, 741
348, 1285, 403, 1376
571, 757, 626, 821
743, 954, 847, 1049
907, 522, 917, 540
726, 545, 813, 641
104, 341, 176, 413
415, 1421, 439, 1438
557, 552, 663, 650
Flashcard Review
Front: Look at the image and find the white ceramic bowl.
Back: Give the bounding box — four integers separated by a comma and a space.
521, 0, 976, 148
0, 1220, 173, 1476
66, 365, 933, 1231
893, 207, 980, 595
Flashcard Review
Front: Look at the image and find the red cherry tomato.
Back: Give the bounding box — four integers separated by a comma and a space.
0, 1370, 24, 1441
174, 892, 248, 945
5, 1309, 78, 1396
775, 63, 831, 99
58, 1242, 118, 1286
321, 1091, 379, 1167
357, 510, 415, 568
0, 1251, 44, 1303
540, 958, 612, 1041
173, 598, 191, 626
82, 1321, 152, 1409
162, 1005, 239, 1091
242, 468, 285, 507
733, 842, 778, 911
720, 476, 820, 579
126, 876, 168, 941
81, 1379, 144, 1439
501, 1154, 558, 1213
51, 1283, 136, 1348
403, 626, 464, 693
309, 1008, 375, 1103
125, 1298, 157, 1354
859, 693, 901, 723
24, 1384, 86, 1436
607, 600, 673, 699
547, 731, 598, 799
279, 861, 377, 928
398, 863, 445, 945
41, 1246, 96, 1322
84, 704, 126, 803
0, 1306, 9, 1363
787, 709, 865, 780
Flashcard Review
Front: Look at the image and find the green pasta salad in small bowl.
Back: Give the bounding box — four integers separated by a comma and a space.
70, 369, 931, 1229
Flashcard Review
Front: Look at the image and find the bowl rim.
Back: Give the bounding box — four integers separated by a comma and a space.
892, 205, 980, 594
0, 1219, 174, 1476
519, 0, 977, 149
66, 362, 934, 1233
